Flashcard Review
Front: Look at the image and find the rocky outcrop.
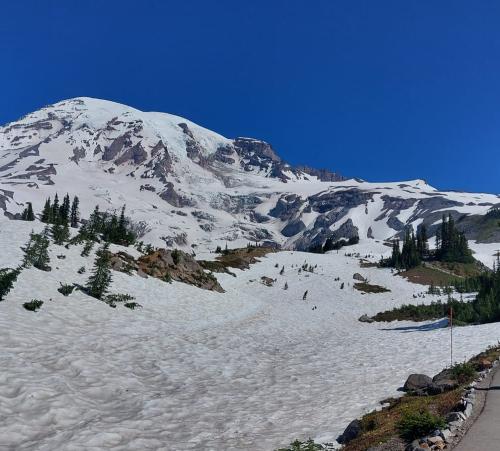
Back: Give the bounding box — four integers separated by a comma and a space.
160, 182, 194, 208
269, 194, 304, 221
281, 219, 306, 237
111, 249, 223, 292
294, 165, 345, 182
102, 133, 133, 161
293, 218, 359, 251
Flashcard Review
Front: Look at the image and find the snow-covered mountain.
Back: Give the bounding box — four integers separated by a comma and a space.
1, 97, 499, 263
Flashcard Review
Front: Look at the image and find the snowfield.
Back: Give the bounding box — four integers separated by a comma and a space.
2, 219, 500, 451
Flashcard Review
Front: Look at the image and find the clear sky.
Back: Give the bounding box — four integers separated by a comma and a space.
1, 1, 499, 193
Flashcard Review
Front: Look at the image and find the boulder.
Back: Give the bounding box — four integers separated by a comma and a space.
358, 314, 374, 323
353, 273, 366, 282
403, 374, 434, 392
432, 369, 459, 392
337, 419, 361, 444
445, 412, 465, 423
477, 358, 492, 370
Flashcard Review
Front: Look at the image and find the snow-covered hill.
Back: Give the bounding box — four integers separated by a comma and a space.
1, 97, 499, 265
2, 219, 500, 451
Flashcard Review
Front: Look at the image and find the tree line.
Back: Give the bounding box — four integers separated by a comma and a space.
381, 214, 473, 271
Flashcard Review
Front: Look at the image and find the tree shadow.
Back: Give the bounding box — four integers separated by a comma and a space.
379, 318, 448, 333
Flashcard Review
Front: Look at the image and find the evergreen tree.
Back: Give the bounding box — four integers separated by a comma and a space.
22, 227, 51, 270
416, 224, 428, 258
60, 194, 71, 224
41, 198, 52, 223
21, 202, 35, 221
399, 230, 420, 270
0, 267, 21, 301
435, 214, 473, 263
51, 193, 60, 224
390, 239, 401, 268
52, 221, 70, 245
85, 243, 112, 299
70, 196, 80, 228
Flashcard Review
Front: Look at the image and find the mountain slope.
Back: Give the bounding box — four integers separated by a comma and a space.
1, 97, 499, 264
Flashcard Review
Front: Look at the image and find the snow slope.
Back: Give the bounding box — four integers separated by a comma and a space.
2, 221, 500, 450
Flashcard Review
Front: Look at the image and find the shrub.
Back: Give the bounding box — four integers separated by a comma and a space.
124, 302, 142, 310
397, 410, 446, 441
23, 299, 44, 312
451, 362, 477, 384
58, 283, 75, 296
77, 266, 86, 274
276, 438, 323, 451
172, 249, 181, 265
104, 293, 135, 307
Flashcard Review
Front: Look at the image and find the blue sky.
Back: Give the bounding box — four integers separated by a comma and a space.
1, 0, 500, 193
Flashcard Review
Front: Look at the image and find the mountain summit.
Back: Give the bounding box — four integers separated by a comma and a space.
1, 97, 499, 260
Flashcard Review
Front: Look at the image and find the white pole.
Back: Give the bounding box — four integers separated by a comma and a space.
450, 306, 453, 367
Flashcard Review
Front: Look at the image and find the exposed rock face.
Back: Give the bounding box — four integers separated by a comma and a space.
103, 133, 133, 161
293, 218, 359, 251
294, 165, 346, 182
269, 194, 304, 221
160, 182, 194, 207
233, 137, 295, 181
112, 249, 224, 292
281, 219, 306, 237
308, 189, 373, 214
210, 194, 263, 214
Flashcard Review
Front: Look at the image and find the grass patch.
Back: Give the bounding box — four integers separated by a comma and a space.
399, 261, 484, 286
199, 246, 276, 272
400, 265, 458, 286
354, 282, 390, 293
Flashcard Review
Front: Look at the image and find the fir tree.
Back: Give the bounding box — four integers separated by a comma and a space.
51, 194, 60, 224
435, 214, 473, 263
41, 198, 52, 223
60, 194, 71, 224
86, 243, 112, 299
70, 196, 80, 228
21, 202, 35, 221
416, 224, 428, 258
52, 221, 70, 245
23, 228, 51, 270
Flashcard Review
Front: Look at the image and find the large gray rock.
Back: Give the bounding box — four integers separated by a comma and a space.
403, 374, 434, 392
432, 369, 459, 392
337, 419, 361, 444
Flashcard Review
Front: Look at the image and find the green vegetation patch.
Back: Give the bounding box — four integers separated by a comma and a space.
354, 282, 390, 293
